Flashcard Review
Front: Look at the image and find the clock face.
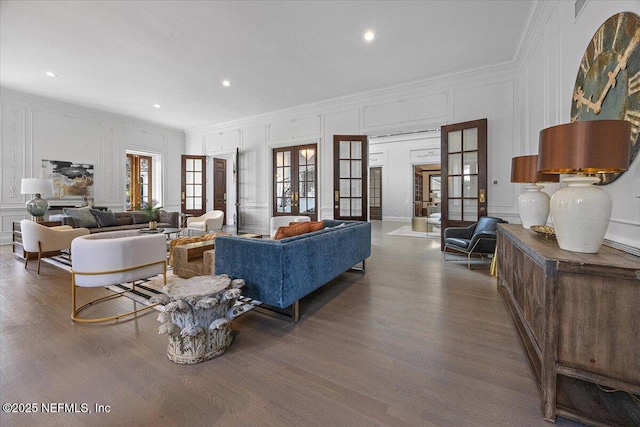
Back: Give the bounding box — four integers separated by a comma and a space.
571, 12, 640, 185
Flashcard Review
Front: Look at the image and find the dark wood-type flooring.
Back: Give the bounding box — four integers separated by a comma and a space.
0, 221, 583, 426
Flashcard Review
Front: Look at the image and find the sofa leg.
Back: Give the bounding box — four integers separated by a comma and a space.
253, 301, 300, 323
292, 300, 300, 323
349, 260, 366, 272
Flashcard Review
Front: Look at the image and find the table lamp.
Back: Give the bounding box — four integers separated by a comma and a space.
537, 120, 631, 253
20, 178, 55, 221
510, 155, 559, 229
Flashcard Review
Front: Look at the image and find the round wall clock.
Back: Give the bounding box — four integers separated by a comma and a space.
571, 11, 640, 185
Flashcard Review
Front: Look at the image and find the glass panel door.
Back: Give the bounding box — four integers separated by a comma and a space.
126, 153, 153, 210
333, 135, 368, 221
369, 167, 382, 220
181, 155, 206, 216
273, 144, 317, 221
440, 119, 487, 247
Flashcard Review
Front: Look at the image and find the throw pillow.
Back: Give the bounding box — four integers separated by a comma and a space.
63, 206, 98, 228
275, 222, 310, 240
308, 220, 325, 232
91, 209, 120, 227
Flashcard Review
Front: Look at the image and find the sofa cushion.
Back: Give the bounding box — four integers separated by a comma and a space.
91, 209, 120, 227
63, 206, 98, 228
131, 212, 150, 224
275, 222, 310, 240
117, 216, 134, 225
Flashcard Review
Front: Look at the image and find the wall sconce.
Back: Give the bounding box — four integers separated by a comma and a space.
21, 178, 55, 221
510, 155, 559, 229
537, 120, 631, 253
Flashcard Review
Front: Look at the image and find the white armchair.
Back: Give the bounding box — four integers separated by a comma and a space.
186, 210, 224, 235
71, 230, 167, 323
20, 219, 90, 274
269, 215, 311, 238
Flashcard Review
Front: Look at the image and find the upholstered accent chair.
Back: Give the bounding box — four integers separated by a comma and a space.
70, 230, 167, 323
269, 215, 311, 238
20, 220, 90, 274
443, 216, 507, 269
186, 210, 224, 235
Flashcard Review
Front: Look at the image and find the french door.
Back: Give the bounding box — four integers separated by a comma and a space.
369, 167, 382, 220
126, 153, 152, 210
273, 144, 317, 221
213, 158, 227, 225
440, 119, 487, 247
181, 155, 206, 217
333, 135, 368, 221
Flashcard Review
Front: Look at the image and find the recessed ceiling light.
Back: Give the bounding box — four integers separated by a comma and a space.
222, 80, 231, 87
153, 104, 161, 109
45, 71, 57, 77
364, 31, 375, 41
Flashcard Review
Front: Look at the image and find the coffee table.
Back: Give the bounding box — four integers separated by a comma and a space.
160, 227, 181, 240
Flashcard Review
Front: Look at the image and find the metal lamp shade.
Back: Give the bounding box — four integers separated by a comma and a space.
537, 120, 631, 253
537, 120, 630, 174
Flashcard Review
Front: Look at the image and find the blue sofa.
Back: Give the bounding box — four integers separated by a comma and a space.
214, 220, 371, 322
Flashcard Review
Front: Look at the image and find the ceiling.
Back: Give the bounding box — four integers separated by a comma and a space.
0, 1, 534, 131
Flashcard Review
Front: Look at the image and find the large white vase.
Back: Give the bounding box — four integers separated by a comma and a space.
550, 176, 611, 253
517, 184, 550, 229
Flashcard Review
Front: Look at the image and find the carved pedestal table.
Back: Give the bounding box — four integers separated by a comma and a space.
152, 274, 245, 364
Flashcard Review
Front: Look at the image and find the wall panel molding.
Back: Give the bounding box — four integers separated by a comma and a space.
1, 104, 26, 205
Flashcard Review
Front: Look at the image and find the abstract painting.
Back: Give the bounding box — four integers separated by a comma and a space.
42, 159, 94, 200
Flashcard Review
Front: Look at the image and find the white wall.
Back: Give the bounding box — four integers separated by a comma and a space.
1, 89, 185, 244
186, 64, 521, 235
518, 0, 640, 250
186, 0, 640, 251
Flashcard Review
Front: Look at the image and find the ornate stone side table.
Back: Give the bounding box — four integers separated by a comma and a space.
152, 274, 245, 364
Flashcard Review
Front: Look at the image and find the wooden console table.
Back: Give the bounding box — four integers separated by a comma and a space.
496, 224, 640, 426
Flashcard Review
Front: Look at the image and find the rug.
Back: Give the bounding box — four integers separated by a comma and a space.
386, 226, 440, 239
42, 254, 261, 319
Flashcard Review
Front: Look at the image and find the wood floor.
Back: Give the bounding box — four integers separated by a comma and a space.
0, 221, 582, 426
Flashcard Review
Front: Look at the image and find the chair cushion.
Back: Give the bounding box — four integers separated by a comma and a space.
63, 206, 98, 228
474, 217, 502, 234
445, 237, 471, 249
91, 209, 120, 227
188, 221, 205, 230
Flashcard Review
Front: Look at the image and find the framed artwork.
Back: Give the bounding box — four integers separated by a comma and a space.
41, 159, 94, 201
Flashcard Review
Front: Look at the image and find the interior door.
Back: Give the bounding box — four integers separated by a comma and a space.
440, 119, 487, 248
369, 167, 382, 220
235, 147, 241, 232
213, 158, 227, 225
273, 144, 317, 221
181, 155, 206, 217
126, 153, 152, 210
333, 135, 368, 221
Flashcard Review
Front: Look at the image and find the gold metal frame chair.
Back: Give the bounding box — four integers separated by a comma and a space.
71, 260, 167, 323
